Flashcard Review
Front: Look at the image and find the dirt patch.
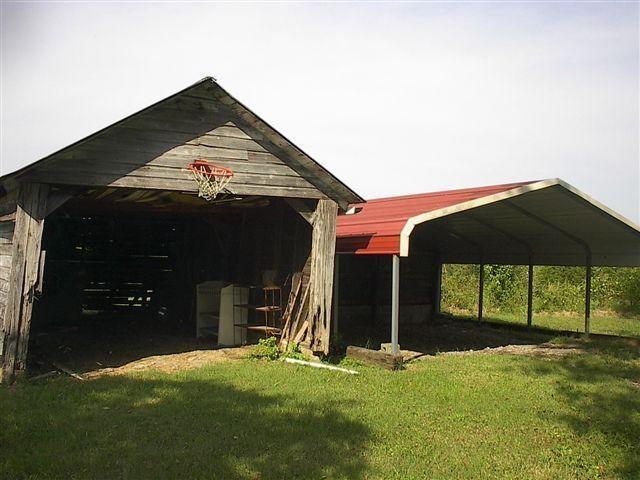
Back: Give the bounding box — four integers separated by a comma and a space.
84, 346, 253, 378
409, 342, 585, 361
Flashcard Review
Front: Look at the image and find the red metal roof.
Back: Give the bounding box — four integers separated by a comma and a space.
336, 181, 536, 255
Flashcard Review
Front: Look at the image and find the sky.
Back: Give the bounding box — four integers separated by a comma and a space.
1, 2, 639, 222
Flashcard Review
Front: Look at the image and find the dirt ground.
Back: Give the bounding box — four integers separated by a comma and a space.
408, 342, 585, 362
27, 315, 237, 377
84, 346, 253, 378
27, 314, 598, 379
342, 316, 557, 355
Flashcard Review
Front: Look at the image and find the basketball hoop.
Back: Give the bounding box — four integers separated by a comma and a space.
187, 160, 233, 200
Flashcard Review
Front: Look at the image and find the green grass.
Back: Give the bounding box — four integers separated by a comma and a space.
477, 312, 640, 338
2, 339, 639, 479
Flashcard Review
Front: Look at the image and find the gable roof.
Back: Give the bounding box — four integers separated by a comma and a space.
337, 179, 640, 266
1, 77, 363, 208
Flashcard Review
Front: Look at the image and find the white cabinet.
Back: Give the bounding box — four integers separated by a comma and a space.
196, 281, 224, 339
218, 284, 248, 346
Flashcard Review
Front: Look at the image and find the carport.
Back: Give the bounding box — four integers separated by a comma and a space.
336, 179, 640, 354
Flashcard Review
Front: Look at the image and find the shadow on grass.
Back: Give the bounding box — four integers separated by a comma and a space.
1, 372, 371, 479
512, 341, 640, 479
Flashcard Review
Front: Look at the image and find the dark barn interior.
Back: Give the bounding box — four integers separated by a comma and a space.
336, 253, 438, 347
27, 189, 311, 373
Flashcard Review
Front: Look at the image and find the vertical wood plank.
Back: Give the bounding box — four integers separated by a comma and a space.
307, 199, 338, 354
16, 184, 49, 370
1, 183, 48, 383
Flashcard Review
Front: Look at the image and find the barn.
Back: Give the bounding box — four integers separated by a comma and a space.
335, 179, 640, 355
0, 77, 362, 382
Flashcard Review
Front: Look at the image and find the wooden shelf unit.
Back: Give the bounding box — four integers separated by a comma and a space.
233, 285, 283, 342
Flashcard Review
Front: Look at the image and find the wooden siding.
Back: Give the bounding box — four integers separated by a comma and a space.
0, 190, 18, 352
0, 221, 14, 331
21, 92, 328, 200
2, 183, 48, 382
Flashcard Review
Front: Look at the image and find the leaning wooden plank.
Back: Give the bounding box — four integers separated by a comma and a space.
345, 346, 404, 371
293, 321, 309, 344
51, 361, 85, 381
279, 272, 303, 347
283, 358, 358, 375
286, 283, 310, 344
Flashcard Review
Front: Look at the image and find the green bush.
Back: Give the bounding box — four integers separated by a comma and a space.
249, 337, 280, 360
281, 342, 306, 360
249, 338, 308, 361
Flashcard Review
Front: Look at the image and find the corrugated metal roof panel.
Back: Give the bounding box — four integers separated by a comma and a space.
336, 181, 536, 255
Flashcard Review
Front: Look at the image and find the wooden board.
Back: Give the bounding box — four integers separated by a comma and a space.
0, 201, 16, 346
307, 200, 338, 354
346, 345, 403, 371
1, 183, 48, 382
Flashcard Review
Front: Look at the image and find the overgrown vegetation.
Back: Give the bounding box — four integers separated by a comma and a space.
249, 337, 306, 361
2, 336, 638, 479
442, 264, 640, 316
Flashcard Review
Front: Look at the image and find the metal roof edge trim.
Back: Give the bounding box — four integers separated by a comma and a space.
553, 179, 640, 237
398, 179, 560, 257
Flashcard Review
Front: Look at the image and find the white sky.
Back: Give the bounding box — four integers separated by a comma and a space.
1, 2, 639, 221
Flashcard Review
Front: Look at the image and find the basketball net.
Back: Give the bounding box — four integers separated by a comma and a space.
187, 160, 233, 201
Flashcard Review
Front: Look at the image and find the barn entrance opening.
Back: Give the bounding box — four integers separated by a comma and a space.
27, 188, 311, 375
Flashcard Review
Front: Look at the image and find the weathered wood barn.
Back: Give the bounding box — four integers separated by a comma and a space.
0, 77, 362, 382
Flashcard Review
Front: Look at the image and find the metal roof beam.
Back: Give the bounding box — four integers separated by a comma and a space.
503, 200, 592, 263
443, 227, 484, 260
463, 212, 534, 260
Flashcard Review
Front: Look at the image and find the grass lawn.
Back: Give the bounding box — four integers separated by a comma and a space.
2, 337, 639, 479
492, 313, 640, 338
445, 310, 640, 339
